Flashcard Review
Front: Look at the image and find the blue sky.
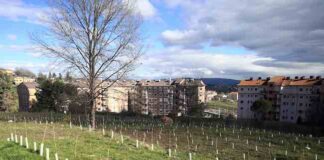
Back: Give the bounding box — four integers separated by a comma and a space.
1, 0, 324, 79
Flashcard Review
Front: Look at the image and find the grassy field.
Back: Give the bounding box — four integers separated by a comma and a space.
0, 114, 323, 160
0, 122, 167, 160
207, 100, 237, 110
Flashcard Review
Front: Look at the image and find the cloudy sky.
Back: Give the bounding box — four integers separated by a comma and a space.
1, 0, 324, 80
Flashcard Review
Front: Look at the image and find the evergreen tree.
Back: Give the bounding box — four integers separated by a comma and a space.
36, 72, 47, 83
0, 73, 18, 112
251, 99, 273, 120
48, 72, 52, 79
33, 80, 78, 112
58, 73, 63, 80
64, 72, 72, 82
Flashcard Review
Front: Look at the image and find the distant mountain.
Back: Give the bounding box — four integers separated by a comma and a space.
201, 78, 240, 93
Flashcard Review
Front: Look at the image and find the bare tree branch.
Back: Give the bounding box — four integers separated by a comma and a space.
31, 0, 143, 128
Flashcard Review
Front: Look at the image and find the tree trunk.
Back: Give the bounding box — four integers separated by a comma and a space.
90, 98, 96, 129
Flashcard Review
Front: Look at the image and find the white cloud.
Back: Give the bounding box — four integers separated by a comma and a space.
134, 47, 324, 79
161, 0, 324, 63
0, 60, 49, 73
7, 34, 17, 41
0, 0, 48, 24
133, 0, 157, 19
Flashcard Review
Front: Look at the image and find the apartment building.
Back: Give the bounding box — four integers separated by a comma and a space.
14, 76, 35, 85
17, 82, 37, 111
101, 80, 136, 113
206, 90, 217, 102
237, 77, 267, 119
0, 68, 14, 76
279, 76, 322, 123
238, 76, 323, 123
172, 78, 206, 115
228, 92, 238, 101
72, 78, 206, 116
131, 80, 174, 116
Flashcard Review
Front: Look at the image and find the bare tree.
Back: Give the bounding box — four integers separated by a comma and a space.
32, 0, 143, 128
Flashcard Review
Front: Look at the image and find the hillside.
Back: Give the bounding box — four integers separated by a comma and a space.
201, 78, 239, 93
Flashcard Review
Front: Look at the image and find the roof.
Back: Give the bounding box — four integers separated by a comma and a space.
238, 76, 323, 87
171, 78, 205, 87
284, 79, 322, 86
105, 80, 137, 87
238, 79, 267, 86
268, 76, 285, 85
137, 80, 171, 87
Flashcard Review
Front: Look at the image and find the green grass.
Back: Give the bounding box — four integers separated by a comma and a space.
207, 100, 237, 110
0, 122, 167, 160
0, 140, 42, 160
0, 115, 323, 160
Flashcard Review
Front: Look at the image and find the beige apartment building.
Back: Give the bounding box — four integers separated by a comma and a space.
238, 76, 323, 123
0, 69, 14, 76
206, 90, 217, 102
172, 78, 206, 115
100, 80, 136, 113
14, 76, 35, 85
72, 78, 206, 116
17, 82, 37, 111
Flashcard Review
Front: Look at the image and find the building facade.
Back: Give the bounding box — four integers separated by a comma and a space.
172, 79, 206, 115
130, 80, 174, 116
101, 80, 136, 113
14, 76, 35, 85
206, 90, 217, 102
237, 76, 323, 123
72, 78, 206, 116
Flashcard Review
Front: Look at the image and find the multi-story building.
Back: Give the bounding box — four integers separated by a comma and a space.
206, 90, 217, 102
0, 68, 14, 76
14, 76, 35, 85
101, 80, 136, 113
238, 76, 323, 123
17, 82, 37, 111
131, 80, 174, 116
279, 76, 322, 123
237, 77, 267, 119
72, 78, 206, 116
172, 78, 206, 115
228, 92, 239, 101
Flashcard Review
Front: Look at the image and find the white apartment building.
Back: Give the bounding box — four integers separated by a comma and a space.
279, 76, 321, 123
237, 78, 266, 119
237, 76, 323, 123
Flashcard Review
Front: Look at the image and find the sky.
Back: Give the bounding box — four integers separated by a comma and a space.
1, 0, 324, 80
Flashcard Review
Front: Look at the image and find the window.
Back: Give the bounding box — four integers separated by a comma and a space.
291, 116, 294, 120
300, 96, 303, 99
299, 88, 303, 91
240, 100, 244, 104
299, 103, 303, 106
240, 107, 243, 110
255, 88, 257, 91
241, 88, 244, 91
